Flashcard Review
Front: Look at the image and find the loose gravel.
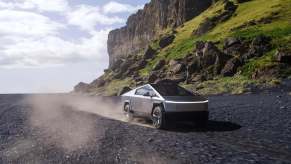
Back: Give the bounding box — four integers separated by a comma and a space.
0, 91, 290, 164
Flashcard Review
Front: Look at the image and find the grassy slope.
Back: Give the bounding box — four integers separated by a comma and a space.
143, 0, 291, 72
98, 0, 291, 95
138, 0, 291, 95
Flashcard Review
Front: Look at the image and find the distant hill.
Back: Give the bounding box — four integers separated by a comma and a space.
75, 0, 291, 96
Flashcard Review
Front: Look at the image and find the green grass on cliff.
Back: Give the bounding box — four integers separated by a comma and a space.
139, 1, 226, 76
240, 50, 277, 77
183, 74, 281, 95
184, 75, 255, 95
140, 0, 291, 76
104, 78, 134, 96
105, 0, 291, 96
89, 78, 133, 96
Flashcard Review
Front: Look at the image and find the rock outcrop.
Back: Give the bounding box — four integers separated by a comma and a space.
223, 37, 248, 57
193, 0, 237, 36
159, 34, 175, 48
195, 41, 231, 75
117, 86, 132, 96
243, 35, 272, 60
277, 49, 291, 64
221, 57, 243, 77
107, 0, 213, 67
74, 0, 289, 96
74, 82, 90, 93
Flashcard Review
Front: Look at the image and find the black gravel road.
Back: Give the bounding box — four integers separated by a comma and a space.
0, 90, 291, 164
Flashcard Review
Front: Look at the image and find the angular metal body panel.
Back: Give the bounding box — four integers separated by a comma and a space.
164, 101, 208, 112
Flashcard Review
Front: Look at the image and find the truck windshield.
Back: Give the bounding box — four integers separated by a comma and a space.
151, 84, 193, 96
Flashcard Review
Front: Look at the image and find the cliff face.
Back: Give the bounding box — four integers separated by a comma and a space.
75, 0, 291, 96
107, 0, 213, 67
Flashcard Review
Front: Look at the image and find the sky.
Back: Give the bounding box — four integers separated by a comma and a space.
0, 0, 149, 93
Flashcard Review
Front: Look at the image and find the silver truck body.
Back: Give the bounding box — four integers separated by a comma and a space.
121, 83, 208, 121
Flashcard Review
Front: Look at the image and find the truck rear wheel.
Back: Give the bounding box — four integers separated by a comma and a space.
124, 104, 133, 122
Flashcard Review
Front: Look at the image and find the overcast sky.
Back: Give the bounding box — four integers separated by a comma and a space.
0, 0, 149, 93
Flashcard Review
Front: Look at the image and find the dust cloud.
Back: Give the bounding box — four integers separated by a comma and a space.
23, 94, 125, 152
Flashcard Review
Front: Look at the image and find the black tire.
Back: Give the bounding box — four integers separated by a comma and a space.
124, 104, 133, 122
151, 106, 166, 129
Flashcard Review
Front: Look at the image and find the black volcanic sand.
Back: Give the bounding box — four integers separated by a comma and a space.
0, 91, 291, 164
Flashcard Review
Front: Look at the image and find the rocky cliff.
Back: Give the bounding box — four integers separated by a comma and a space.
75, 0, 291, 96
107, 0, 212, 67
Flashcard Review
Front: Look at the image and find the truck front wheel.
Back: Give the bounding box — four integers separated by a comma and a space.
152, 106, 166, 129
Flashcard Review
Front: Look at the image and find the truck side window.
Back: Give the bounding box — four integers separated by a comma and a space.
135, 87, 147, 95
135, 86, 155, 96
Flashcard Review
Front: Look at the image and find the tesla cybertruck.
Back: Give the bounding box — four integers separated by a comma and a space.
121, 80, 209, 129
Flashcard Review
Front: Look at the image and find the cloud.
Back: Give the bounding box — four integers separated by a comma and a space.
0, 9, 64, 36
24, 0, 69, 12
0, 29, 110, 68
0, 1, 144, 69
66, 1, 143, 34
0, 3, 113, 68
103, 1, 143, 14
0, 0, 69, 12
67, 5, 124, 33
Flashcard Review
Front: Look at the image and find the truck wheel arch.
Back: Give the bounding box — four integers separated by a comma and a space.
151, 102, 165, 115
